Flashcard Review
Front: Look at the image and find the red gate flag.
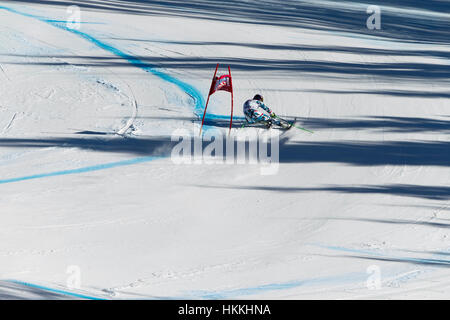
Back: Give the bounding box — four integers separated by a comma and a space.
200, 64, 234, 135
210, 74, 232, 95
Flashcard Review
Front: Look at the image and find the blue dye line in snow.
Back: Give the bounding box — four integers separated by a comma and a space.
0, 4, 226, 184
45, 20, 104, 24
0, 4, 240, 185
0, 4, 249, 124
192, 243, 450, 299
7, 280, 106, 300
188, 272, 366, 299
0, 4, 244, 122
313, 243, 450, 266
0, 156, 162, 185
207, 114, 246, 121
312, 243, 386, 257
0, 4, 206, 116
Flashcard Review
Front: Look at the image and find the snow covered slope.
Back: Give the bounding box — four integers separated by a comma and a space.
0, 0, 449, 299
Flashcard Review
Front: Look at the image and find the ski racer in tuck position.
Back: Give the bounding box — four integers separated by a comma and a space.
243, 94, 291, 129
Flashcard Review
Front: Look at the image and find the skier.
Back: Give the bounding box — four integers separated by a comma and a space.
243, 94, 290, 129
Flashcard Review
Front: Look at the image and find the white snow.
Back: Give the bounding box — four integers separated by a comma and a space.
0, 0, 449, 299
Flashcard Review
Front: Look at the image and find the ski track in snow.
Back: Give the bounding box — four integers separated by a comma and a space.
116, 82, 138, 135
2, 112, 16, 133
0, 63, 10, 81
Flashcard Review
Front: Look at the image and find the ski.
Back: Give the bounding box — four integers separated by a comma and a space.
236, 116, 312, 133
274, 116, 314, 134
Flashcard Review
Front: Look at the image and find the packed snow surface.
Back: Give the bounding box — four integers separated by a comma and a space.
0, 0, 449, 299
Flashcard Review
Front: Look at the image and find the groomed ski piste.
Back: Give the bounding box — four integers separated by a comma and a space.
0, 0, 449, 300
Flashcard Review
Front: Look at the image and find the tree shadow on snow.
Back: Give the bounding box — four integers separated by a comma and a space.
7, 0, 450, 45
0, 135, 448, 167
198, 184, 450, 201
4, 54, 450, 84
280, 115, 450, 133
